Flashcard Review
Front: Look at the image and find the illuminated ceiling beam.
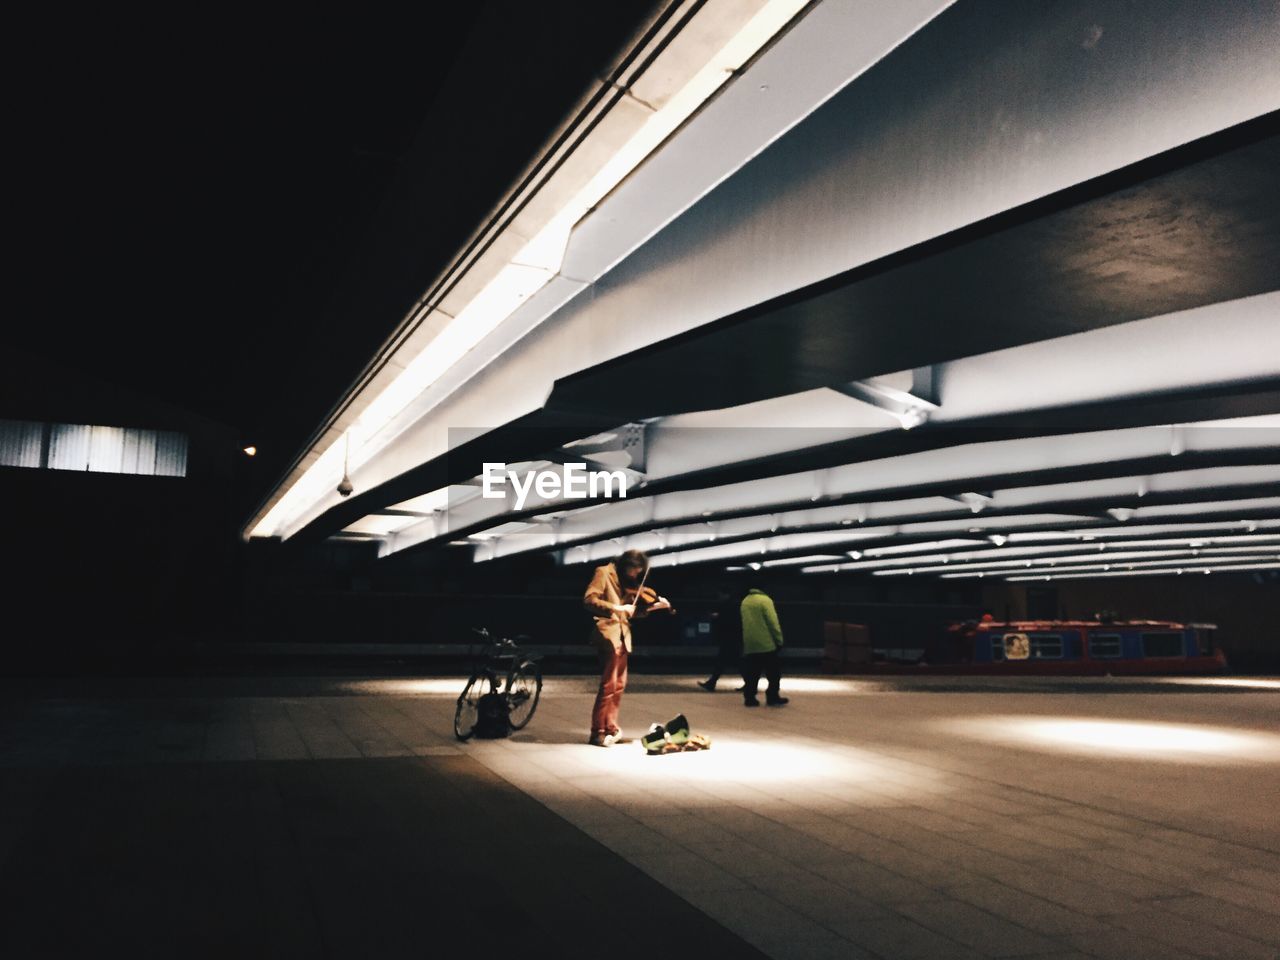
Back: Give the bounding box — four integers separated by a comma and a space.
265, 11, 1280, 545
397, 441, 1269, 558
834, 368, 940, 430
1001, 563, 1280, 582
325, 320, 1280, 556
697, 521, 1280, 573
246, 0, 949, 542
445, 456, 1280, 564
711, 522, 1280, 568
470, 435, 1280, 562
830, 533, 1280, 568
860, 545, 1280, 576
556, 495, 1280, 570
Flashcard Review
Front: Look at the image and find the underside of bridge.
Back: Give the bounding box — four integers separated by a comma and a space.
245, 1, 1280, 596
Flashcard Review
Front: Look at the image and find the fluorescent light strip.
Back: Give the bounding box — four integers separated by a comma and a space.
570, 519, 1280, 570
803, 544, 1176, 574
860, 538, 987, 556
865, 541, 1280, 576
551, 494, 1280, 571
1064, 519, 1274, 542
870, 549, 1280, 576
1003, 564, 1280, 582
808, 545, 1280, 576
562, 513, 1101, 567
760, 553, 846, 567
250, 0, 812, 540
482, 426, 1280, 563
1131, 497, 1280, 517
800, 533, 1280, 574
930, 553, 1280, 578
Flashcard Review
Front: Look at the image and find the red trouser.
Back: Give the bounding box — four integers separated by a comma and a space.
591, 643, 628, 737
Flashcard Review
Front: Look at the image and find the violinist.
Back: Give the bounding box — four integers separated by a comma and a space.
582, 548, 671, 747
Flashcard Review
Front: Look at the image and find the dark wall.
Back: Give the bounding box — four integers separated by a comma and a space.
238, 541, 1278, 672
238, 545, 983, 652
2, 353, 243, 666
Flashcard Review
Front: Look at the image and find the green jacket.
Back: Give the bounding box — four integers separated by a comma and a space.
740, 589, 784, 654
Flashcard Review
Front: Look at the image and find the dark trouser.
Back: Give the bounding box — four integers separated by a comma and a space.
742, 649, 782, 703
705, 640, 740, 686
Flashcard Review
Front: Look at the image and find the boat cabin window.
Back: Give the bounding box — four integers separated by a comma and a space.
1142, 631, 1185, 658
1089, 633, 1123, 659
1029, 634, 1063, 659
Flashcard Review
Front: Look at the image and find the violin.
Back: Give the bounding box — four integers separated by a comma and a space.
624, 583, 677, 615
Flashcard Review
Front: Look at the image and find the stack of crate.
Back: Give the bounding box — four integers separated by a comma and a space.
822, 620, 870, 674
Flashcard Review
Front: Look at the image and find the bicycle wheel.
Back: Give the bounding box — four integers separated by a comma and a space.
454, 673, 491, 741
506, 660, 542, 730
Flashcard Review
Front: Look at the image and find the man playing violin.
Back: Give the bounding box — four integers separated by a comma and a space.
582, 548, 671, 747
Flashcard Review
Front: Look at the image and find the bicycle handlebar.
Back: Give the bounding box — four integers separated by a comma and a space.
469, 628, 533, 650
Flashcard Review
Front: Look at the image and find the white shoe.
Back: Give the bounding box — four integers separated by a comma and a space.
603, 729, 622, 746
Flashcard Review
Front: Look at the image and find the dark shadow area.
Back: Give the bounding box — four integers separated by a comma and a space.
0, 754, 767, 960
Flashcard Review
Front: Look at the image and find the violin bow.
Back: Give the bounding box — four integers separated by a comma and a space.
633, 560, 651, 600
630, 559, 675, 614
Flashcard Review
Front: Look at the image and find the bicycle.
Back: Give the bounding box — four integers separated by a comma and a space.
453, 629, 543, 741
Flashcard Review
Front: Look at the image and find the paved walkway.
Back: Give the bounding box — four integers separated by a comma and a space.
2, 674, 1278, 958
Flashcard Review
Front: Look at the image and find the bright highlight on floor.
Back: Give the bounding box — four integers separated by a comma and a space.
610, 739, 841, 783
1167, 676, 1280, 690
949, 716, 1280, 763
334, 678, 470, 696
333, 676, 870, 697
751, 677, 868, 694
563, 737, 949, 801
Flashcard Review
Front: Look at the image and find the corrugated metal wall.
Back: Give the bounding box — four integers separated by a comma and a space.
49, 423, 91, 470
0, 419, 43, 468
154, 431, 188, 477
0, 419, 187, 477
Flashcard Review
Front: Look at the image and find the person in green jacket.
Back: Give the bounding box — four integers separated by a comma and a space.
739, 586, 789, 707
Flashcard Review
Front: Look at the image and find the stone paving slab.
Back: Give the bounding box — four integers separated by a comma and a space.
1, 674, 1278, 959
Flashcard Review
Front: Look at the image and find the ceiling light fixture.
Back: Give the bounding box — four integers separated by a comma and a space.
897, 407, 929, 430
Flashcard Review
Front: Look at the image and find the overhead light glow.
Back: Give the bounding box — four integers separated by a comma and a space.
759, 554, 845, 568
897, 407, 929, 430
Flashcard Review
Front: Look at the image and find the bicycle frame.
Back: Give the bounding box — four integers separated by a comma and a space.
455, 631, 543, 741
469, 639, 527, 692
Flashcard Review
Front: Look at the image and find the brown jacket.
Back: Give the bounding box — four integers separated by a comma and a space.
583, 562, 649, 653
